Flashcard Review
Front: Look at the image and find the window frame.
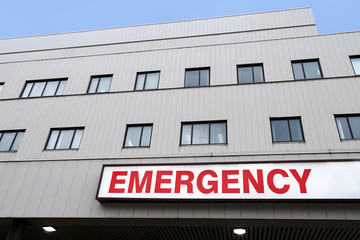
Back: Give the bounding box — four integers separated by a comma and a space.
134, 71, 160, 91
87, 75, 113, 94
184, 67, 210, 88
123, 124, 153, 148
180, 120, 228, 146
20, 78, 68, 98
0, 129, 25, 152
236, 63, 265, 84
350, 55, 360, 76
270, 117, 305, 143
335, 114, 360, 140
44, 127, 85, 150
291, 59, 323, 80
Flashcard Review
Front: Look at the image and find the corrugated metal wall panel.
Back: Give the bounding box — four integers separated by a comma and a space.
0, 8, 315, 54
0, 162, 30, 216
0, 8, 359, 222
36, 161, 66, 217
0, 27, 318, 64
1, 160, 360, 219
1, 77, 360, 160
23, 161, 54, 216
1, 32, 359, 101
10, 161, 42, 217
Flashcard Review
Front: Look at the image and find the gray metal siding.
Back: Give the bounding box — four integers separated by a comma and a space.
0, 8, 315, 53
1, 160, 360, 219
0, 8, 359, 221
0, 26, 318, 65
0, 32, 359, 101
1, 77, 360, 161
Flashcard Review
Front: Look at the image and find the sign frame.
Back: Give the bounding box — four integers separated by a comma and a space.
96, 159, 360, 203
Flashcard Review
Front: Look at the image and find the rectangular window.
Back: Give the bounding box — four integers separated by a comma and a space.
185, 68, 210, 87
135, 72, 160, 90
335, 115, 360, 140
124, 124, 153, 147
0, 130, 25, 152
237, 64, 264, 83
45, 127, 84, 150
21, 79, 67, 98
292, 60, 323, 80
88, 75, 112, 93
0, 83, 3, 92
181, 121, 227, 145
350, 56, 360, 75
271, 117, 304, 142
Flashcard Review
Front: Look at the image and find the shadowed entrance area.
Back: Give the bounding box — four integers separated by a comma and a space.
2, 219, 360, 240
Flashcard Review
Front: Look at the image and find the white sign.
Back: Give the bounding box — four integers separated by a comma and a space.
96, 161, 360, 201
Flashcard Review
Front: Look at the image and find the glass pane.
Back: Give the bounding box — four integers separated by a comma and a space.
349, 116, 360, 139
181, 124, 192, 145
71, 129, 84, 149
200, 69, 210, 86
42, 81, 58, 96
192, 124, 209, 144
292, 63, 305, 80
140, 126, 152, 146
185, 70, 199, 87
253, 66, 264, 82
21, 83, 34, 97
55, 130, 74, 149
303, 61, 322, 79
135, 74, 145, 90
0, 132, 16, 151
29, 82, 46, 97
351, 57, 360, 75
271, 120, 291, 142
0, 83, 3, 92
289, 119, 303, 141
124, 126, 142, 147
238, 66, 253, 83
336, 117, 352, 140
210, 123, 226, 144
144, 72, 159, 90
56, 80, 66, 95
97, 77, 111, 93
10, 132, 24, 151
46, 130, 60, 150
88, 78, 99, 93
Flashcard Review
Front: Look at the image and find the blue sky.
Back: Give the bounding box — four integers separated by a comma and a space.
0, 0, 359, 39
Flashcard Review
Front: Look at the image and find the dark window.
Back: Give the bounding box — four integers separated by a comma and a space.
185, 68, 210, 87
124, 124, 153, 147
88, 75, 112, 93
0, 130, 25, 151
335, 115, 360, 140
237, 64, 264, 83
270, 118, 304, 142
292, 60, 322, 80
45, 128, 84, 150
0, 83, 3, 92
181, 121, 227, 145
135, 72, 160, 90
350, 56, 360, 75
21, 79, 67, 98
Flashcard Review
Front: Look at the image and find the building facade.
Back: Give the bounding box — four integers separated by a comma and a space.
1, 7, 360, 240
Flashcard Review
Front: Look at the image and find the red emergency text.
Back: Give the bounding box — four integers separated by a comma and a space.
108, 168, 311, 195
